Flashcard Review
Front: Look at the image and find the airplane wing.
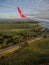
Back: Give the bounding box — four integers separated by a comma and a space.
17, 7, 26, 18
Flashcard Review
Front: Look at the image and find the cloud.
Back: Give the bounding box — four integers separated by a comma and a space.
0, 12, 20, 19
0, 0, 49, 20
0, 5, 16, 8
28, 0, 49, 19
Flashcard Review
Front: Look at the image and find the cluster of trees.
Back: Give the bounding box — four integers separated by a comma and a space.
0, 29, 40, 49
0, 34, 23, 49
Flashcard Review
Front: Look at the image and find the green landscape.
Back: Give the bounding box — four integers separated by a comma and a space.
0, 20, 49, 65
0, 37, 49, 65
0, 20, 43, 49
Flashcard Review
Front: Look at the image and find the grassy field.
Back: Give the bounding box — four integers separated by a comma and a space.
0, 37, 49, 65
0, 21, 42, 32
0, 20, 49, 65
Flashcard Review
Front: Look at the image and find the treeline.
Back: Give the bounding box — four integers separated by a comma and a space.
0, 28, 42, 49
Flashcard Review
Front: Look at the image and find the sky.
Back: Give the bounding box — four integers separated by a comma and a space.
0, 0, 49, 20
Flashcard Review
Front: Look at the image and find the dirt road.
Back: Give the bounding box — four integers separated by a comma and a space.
0, 37, 42, 57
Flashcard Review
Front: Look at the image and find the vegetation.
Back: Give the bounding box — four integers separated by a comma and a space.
0, 37, 49, 65
0, 21, 44, 49
0, 20, 49, 65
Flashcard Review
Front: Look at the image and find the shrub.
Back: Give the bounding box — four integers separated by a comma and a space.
43, 35, 47, 38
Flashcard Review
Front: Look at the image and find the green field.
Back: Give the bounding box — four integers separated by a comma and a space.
0, 20, 41, 32
0, 20, 49, 65
0, 37, 49, 65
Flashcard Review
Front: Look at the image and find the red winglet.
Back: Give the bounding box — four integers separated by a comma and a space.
17, 7, 26, 18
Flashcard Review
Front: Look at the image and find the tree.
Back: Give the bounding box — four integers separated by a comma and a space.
24, 41, 28, 46
43, 35, 47, 38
